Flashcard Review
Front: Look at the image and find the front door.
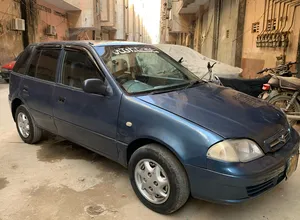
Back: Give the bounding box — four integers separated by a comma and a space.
52, 48, 120, 160
20, 47, 60, 134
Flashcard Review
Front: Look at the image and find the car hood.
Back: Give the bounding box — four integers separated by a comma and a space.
138, 83, 288, 151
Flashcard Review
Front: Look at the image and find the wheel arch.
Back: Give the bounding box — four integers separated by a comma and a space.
126, 137, 184, 166
11, 98, 23, 121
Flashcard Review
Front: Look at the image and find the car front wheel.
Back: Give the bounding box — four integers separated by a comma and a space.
128, 144, 190, 214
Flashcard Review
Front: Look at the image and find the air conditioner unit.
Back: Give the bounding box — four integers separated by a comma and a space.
11, 18, 25, 31
46, 25, 56, 36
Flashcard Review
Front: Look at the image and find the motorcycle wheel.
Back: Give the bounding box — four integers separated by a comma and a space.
268, 94, 300, 126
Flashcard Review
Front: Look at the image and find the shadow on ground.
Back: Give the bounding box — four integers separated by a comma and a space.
37, 139, 101, 163
37, 136, 126, 174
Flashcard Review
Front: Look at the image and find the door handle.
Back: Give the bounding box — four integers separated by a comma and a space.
23, 85, 28, 92
58, 97, 66, 103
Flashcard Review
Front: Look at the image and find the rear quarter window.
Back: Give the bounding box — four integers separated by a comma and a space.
13, 46, 34, 74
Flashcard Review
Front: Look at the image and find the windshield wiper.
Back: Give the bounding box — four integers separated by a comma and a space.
147, 80, 206, 95
148, 83, 188, 95
148, 88, 177, 95
184, 80, 207, 90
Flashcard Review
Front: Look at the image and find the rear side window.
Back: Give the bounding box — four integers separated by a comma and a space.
28, 49, 60, 82
13, 46, 34, 74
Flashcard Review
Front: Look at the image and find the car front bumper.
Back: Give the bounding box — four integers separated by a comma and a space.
186, 131, 299, 204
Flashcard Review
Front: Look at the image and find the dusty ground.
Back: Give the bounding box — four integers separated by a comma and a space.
0, 80, 300, 220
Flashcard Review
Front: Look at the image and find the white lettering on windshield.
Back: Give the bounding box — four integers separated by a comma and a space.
112, 47, 159, 55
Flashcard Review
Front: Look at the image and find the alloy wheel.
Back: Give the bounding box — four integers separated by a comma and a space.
17, 112, 30, 138
134, 159, 170, 204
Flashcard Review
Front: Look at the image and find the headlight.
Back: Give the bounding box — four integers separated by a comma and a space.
207, 139, 264, 162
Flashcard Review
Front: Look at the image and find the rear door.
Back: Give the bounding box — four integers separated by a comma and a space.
19, 46, 61, 134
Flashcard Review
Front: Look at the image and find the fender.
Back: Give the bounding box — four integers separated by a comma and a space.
117, 95, 223, 168
262, 89, 280, 101
9, 72, 27, 118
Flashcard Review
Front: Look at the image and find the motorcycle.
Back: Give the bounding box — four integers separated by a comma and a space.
204, 61, 298, 102
259, 62, 299, 125
204, 62, 271, 97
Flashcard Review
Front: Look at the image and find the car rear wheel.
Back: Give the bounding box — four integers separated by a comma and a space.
16, 105, 42, 144
4, 79, 9, 83
128, 144, 190, 214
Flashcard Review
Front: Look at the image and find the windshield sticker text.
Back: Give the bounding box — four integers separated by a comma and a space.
112, 47, 159, 55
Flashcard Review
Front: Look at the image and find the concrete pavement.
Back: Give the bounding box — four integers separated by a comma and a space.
0, 81, 300, 220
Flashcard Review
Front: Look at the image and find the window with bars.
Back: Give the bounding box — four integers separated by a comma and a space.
226, 30, 230, 38
252, 22, 260, 33
267, 19, 276, 31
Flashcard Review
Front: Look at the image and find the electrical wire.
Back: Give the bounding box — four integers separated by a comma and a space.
171, 16, 193, 31
0, 10, 17, 18
199, 12, 214, 47
231, 11, 266, 43
0, 2, 12, 22
0, 1, 73, 40
0, 2, 16, 38
19, 0, 67, 28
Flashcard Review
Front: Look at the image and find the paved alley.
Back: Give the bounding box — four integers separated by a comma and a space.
0, 80, 300, 220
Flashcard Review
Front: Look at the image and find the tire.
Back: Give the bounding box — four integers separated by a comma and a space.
15, 105, 42, 144
128, 144, 190, 214
268, 94, 300, 126
4, 79, 9, 83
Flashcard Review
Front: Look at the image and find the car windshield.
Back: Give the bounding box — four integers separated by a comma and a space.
94, 45, 198, 94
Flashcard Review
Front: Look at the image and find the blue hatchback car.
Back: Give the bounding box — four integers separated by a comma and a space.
9, 41, 299, 214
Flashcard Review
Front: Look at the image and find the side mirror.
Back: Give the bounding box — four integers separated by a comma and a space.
83, 78, 109, 96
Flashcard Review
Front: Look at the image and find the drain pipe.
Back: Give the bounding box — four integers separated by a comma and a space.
258, 0, 268, 47
287, 2, 300, 32
274, 0, 287, 33
261, 0, 271, 36
267, 0, 275, 34
281, 0, 295, 32
260, 0, 268, 36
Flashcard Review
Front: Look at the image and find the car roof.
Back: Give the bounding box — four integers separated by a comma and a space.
30, 40, 147, 47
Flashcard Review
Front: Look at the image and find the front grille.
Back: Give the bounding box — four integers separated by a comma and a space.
264, 129, 291, 152
270, 130, 290, 149
246, 172, 285, 197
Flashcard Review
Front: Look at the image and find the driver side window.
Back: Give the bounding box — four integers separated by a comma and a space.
61, 50, 103, 89
136, 53, 184, 79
